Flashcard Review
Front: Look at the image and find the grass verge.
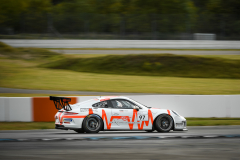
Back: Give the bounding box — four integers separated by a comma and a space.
1, 118, 240, 130
1, 59, 240, 94
49, 48, 240, 51
1, 58, 240, 94
186, 118, 240, 126
42, 54, 240, 79
0, 42, 239, 95
0, 122, 54, 130
0, 93, 88, 97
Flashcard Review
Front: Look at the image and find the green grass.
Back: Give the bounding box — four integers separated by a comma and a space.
186, 118, 240, 126
0, 93, 88, 97
57, 54, 240, 60
0, 42, 62, 61
49, 48, 240, 51
0, 122, 54, 130
198, 55, 240, 60
1, 118, 240, 130
0, 59, 240, 95
42, 54, 240, 79
0, 42, 240, 95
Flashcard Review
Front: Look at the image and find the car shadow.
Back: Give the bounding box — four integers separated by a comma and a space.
53, 130, 187, 135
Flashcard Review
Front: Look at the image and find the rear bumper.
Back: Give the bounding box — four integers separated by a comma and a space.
55, 124, 81, 130
55, 124, 65, 129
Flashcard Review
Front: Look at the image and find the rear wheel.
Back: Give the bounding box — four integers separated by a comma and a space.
154, 114, 173, 132
82, 114, 103, 133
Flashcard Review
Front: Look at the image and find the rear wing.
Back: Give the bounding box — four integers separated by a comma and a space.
49, 96, 72, 111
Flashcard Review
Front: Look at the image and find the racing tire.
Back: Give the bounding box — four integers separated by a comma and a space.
74, 129, 85, 133
82, 114, 103, 133
154, 114, 173, 132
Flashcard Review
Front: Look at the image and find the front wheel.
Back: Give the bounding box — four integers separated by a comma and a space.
154, 114, 173, 132
82, 114, 103, 133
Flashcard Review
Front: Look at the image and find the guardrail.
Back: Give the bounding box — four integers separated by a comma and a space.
0, 95, 239, 122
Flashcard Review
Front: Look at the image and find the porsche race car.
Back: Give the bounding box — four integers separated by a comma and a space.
50, 96, 187, 133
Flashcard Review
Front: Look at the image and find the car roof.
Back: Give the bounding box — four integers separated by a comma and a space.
97, 96, 129, 102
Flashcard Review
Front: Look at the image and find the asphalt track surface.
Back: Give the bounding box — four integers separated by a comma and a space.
1, 126, 240, 139
2, 39, 240, 49
0, 126, 240, 159
52, 49, 240, 55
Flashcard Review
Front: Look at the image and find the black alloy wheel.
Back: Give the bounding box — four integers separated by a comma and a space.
154, 114, 173, 132
87, 118, 99, 130
82, 114, 103, 133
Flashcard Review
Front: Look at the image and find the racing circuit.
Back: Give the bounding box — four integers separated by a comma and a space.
1, 126, 240, 159
1, 39, 240, 159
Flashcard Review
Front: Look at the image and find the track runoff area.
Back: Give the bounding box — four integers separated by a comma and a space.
0, 126, 240, 159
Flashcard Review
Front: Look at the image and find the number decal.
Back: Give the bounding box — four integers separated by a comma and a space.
137, 114, 148, 121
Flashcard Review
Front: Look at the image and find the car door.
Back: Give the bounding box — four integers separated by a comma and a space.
136, 107, 152, 130
110, 99, 136, 130
92, 100, 112, 130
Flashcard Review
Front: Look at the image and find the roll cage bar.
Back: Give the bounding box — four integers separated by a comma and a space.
49, 96, 72, 111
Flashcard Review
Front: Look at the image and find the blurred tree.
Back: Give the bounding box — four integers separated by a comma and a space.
0, 0, 52, 33
192, 0, 240, 38
52, 0, 64, 5
0, 0, 239, 39
207, 0, 240, 38
0, 0, 29, 28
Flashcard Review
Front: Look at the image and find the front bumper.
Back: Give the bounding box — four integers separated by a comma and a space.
174, 128, 188, 131
173, 115, 187, 131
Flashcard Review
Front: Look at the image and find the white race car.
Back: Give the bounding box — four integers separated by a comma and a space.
50, 96, 187, 133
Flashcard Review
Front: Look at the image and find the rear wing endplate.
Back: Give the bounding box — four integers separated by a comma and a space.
49, 96, 72, 111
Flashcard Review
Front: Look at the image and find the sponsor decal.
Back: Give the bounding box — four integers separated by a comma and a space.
89, 108, 93, 115
167, 110, 171, 115
80, 108, 89, 112
137, 114, 148, 121
63, 118, 72, 122
101, 109, 154, 130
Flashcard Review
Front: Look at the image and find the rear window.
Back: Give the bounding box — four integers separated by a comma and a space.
92, 101, 108, 108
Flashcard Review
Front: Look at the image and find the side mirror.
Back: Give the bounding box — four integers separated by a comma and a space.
133, 106, 139, 111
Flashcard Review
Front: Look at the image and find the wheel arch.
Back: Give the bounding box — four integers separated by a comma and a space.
82, 113, 104, 131
153, 113, 175, 130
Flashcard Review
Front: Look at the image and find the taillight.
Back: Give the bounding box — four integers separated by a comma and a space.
64, 112, 78, 115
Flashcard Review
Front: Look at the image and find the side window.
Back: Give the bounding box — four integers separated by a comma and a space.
92, 101, 108, 108
110, 99, 137, 109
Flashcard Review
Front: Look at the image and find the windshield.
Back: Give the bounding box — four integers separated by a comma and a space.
128, 98, 149, 109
